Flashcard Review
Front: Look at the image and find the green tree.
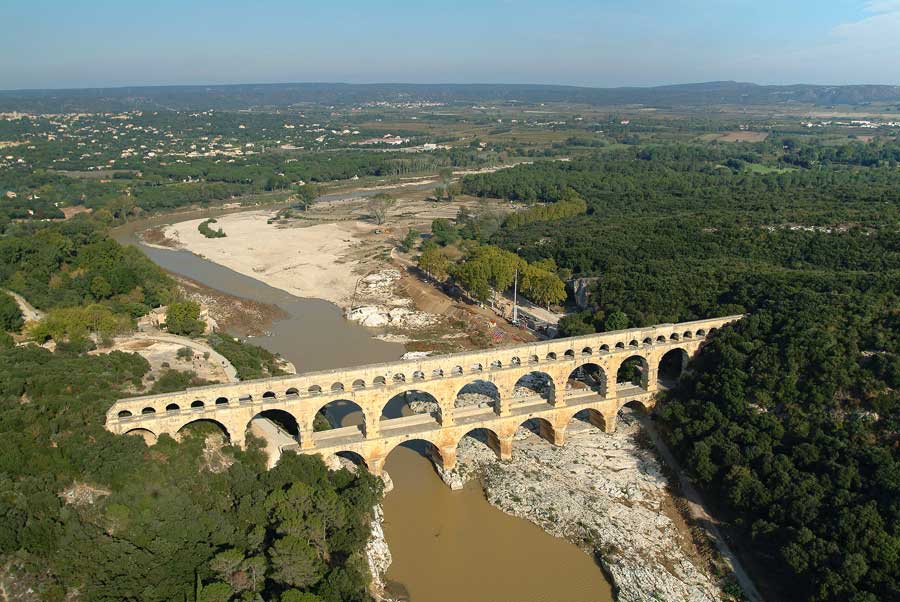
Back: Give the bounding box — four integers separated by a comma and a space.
603, 311, 628, 332
165, 300, 206, 336
418, 246, 451, 281
269, 535, 326, 589
90, 275, 112, 299
0, 292, 23, 332
295, 181, 320, 211
367, 193, 396, 225
431, 218, 459, 246
401, 228, 419, 252
198, 582, 233, 602
439, 168, 453, 200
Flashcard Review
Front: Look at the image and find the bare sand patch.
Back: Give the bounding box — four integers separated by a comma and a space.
165, 212, 373, 308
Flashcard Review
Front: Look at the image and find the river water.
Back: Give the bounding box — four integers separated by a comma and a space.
112, 206, 613, 602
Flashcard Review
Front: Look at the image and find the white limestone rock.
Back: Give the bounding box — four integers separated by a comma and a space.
365, 504, 394, 601
448, 413, 727, 602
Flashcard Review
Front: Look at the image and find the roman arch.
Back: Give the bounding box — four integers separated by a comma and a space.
106, 315, 740, 475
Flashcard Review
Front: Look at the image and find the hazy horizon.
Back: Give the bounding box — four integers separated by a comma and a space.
3, 0, 900, 91
1, 79, 898, 95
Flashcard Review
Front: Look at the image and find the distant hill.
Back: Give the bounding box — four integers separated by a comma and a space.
2, 81, 900, 113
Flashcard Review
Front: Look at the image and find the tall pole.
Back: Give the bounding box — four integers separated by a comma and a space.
512, 268, 519, 324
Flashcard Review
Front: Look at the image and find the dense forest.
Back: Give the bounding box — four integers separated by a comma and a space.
460, 139, 900, 602
0, 211, 381, 600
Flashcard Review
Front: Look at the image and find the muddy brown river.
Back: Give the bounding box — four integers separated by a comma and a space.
113, 206, 613, 602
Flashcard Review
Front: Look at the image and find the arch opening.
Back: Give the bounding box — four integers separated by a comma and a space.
313, 399, 367, 437
384, 438, 444, 473
658, 348, 689, 387
567, 363, 607, 398
454, 380, 500, 415
568, 408, 608, 433
117, 409, 133, 418
381, 390, 443, 427
455, 427, 503, 461
262, 391, 277, 400
286, 387, 299, 397
511, 371, 554, 406
616, 355, 649, 390
190, 400, 204, 408
125, 428, 158, 445
165, 403, 180, 412
331, 450, 367, 472
215, 397, 229, 405
246, 409, 300, 448
518, 417, 558, 445
177, 419, 230, 443
141, 406, 156, 415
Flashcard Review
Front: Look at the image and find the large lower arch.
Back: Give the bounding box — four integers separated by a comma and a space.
380, 390, 443, 427
658, 347, 689, 386
176, 418, 231, 443
382, 438, 444, 474
246, 409, 300, 444
454, 380, 500, 414
124, 427, 158, 445
566, 363, 607, 398
313, 399, 367, 436
510, 371, 554, 408
616, 355, 650, 390
327, 450, 368, 473
518, 417, 560, 445
567, 408, 609, 433
454, 427, 504, 461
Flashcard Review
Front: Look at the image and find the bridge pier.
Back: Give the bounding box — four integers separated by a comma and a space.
498, 436, 513, 461
438, 446, 457, 472
367, 456, 385, 476
299, 430, 316, 450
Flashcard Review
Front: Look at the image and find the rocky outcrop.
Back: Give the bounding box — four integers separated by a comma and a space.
441, 412, 726, 602
365, 505, 394, 601
346, 270, 439, 329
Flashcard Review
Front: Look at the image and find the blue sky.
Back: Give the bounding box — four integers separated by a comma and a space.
2, 0, 899, 90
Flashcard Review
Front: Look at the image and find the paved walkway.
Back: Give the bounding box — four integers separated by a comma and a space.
248, 417, 297, 468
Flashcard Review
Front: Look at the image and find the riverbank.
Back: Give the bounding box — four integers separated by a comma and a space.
438, 412, 733, 602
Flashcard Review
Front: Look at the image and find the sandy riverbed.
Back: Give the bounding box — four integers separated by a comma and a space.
165, 212, 375, 308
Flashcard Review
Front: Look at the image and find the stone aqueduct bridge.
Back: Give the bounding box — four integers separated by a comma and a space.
106, 316, 741, 475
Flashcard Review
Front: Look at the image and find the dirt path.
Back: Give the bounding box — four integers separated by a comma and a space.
110, 332, 239, 383
639, 415, 765, 602
4, 289, 43, 322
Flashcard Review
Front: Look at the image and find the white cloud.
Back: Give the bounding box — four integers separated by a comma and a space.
831, 2, 900, 54
863, 1, 900, 13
